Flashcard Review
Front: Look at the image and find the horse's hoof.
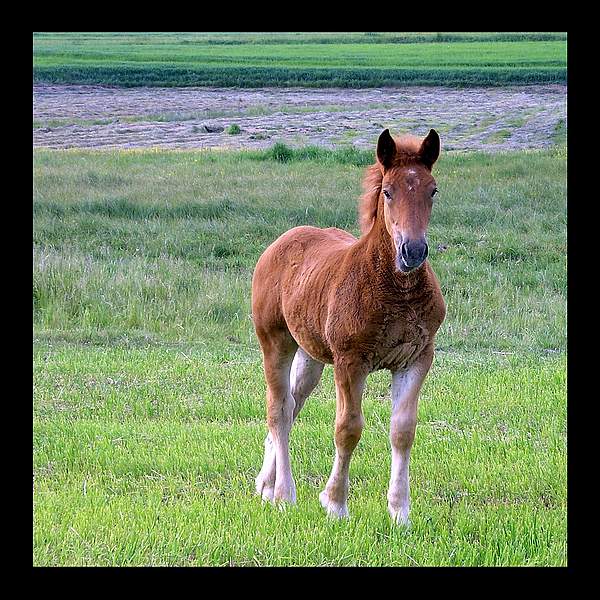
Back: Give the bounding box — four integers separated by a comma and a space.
319, 490, 349, 519
274, 482, 297, 505
388, 503, 411, 527
261, 487, 275, 503
255, 475, 275, 503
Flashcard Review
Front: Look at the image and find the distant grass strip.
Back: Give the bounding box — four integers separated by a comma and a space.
34, 65, 566, 88
33, 32, 567, 46
33, 35, 566, 88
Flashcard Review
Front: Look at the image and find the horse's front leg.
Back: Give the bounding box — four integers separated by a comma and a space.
319, 360, 368, 519
388, 347, 434, 526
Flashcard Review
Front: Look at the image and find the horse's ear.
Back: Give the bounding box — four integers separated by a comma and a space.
376, 129, 396, 169
419, 129, 440, 169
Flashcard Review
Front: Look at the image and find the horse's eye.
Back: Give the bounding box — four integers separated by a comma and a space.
432, 188, 438, 198
383, 189, 392, 201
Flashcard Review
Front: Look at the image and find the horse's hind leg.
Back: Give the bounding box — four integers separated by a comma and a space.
256, 431, 277, 502
255, 327, 298, 504
291, 347, 325, 420
256, 346, 323, 502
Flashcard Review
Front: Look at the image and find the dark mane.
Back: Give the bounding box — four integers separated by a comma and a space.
358, 135, 423, 236
358, 164, 383, 235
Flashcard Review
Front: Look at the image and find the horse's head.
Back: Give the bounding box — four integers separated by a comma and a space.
376, 128, 440, 273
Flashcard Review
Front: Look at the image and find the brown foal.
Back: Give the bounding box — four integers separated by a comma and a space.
251, 129, 446, 524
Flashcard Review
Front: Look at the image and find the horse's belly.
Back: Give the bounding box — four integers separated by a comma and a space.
286, 312, 334, 364
292, 331, 334, 364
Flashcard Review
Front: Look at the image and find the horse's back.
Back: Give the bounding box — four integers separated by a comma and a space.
264, 225, 355, 257
253, 225, 355, 279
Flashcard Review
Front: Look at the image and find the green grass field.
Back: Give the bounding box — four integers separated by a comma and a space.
33, 32, 567, 87
33, 142, 567, 566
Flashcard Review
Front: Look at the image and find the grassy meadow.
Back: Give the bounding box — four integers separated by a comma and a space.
33, 32, 567, 87
33, 142, 567, 566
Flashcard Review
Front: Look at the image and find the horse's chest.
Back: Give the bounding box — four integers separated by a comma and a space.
370, 315, 430, 372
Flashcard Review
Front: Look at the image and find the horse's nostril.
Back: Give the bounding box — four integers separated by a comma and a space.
400, 239, 428, 267
400, 242, 410, 260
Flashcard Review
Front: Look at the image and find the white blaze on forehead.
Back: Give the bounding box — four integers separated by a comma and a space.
406, 169, 419, 191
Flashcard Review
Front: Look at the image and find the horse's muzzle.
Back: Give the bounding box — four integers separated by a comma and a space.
397, 238, 428, 271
